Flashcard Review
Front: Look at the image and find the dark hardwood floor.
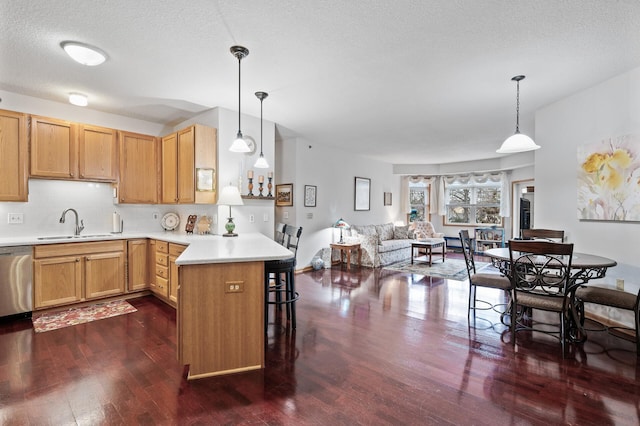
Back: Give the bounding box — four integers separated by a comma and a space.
1, 253, 639, 425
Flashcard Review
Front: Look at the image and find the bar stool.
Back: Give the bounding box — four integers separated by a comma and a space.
265, 226, 302, 332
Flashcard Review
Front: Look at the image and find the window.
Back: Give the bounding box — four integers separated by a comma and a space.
445, 182, 501, 225
408, 183, 429, 222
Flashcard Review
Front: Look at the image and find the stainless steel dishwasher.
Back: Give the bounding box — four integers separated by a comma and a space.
0, 246, 33, 318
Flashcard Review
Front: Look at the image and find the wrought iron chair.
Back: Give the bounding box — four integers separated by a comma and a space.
265, 226, 303, 331
575, 285, 640, 356
459, 230, 512, 320
508, 240, 575, 356
521, 228, 565, 242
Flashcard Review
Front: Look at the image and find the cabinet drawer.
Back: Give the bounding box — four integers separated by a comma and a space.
156, 241, 169, 253
169, 243, 186, 256
156, 264, 168, 279
156, 253, 169, 267
155, 276, 168, 297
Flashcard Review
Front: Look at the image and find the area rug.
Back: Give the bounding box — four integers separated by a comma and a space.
32, 300, 137, 333
382, 258, 489, 281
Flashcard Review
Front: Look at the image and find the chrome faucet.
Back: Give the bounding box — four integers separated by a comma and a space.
59, 208, 85, 236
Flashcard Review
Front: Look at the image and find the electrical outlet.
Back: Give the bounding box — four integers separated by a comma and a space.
616, 279, 624, 291
213, 214, 217, 224
283, 211, 289, 219
152, 212, 159, 220
307, 212, 313, 219
249, 214, 255, 223
263, 213, 268, 222
7, 213, 23, 224
225, 281, 244, 293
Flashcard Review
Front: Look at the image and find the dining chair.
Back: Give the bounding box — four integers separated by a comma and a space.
575, 286, 640, 355
459, 230, 512, 320
508, 240, 575, 356
265, 226, 303, 332
521, 228, 565, 242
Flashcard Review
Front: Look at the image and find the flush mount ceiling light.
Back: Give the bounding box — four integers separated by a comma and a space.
229, 45, 251, 153
496, 75, 540, 154
69, 93, 88, 106
254, 91, 269, 168
60, 41, 107, 66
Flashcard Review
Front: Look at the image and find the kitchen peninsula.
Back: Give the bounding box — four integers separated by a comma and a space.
175, 233, 293, 379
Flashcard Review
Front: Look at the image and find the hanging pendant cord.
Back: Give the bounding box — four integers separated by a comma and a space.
260, 98, 263, 154
515, 79, 520, 133
237, 56, 242, 134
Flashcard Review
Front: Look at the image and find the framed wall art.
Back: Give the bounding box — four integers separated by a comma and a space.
354, 177, 371, 211
384, 192, 392, 206
304, 185, 317, 207
276, 183, 293, 207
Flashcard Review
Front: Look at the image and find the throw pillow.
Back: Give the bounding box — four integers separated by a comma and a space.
393, 225, 410, 239
375, 223, 395, 243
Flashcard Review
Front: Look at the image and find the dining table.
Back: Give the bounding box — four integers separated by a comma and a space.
483, 246, 618, 342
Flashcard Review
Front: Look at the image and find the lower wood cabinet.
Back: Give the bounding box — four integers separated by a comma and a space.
127, 239, 149, 292
34, 240, 126, 309
151, 240, 186, 305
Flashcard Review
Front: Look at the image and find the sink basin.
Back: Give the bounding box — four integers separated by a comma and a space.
37, 236, 74, 240
37, 234, 113, 240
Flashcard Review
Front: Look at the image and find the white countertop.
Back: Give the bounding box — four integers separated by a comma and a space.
0, 231, 294, 265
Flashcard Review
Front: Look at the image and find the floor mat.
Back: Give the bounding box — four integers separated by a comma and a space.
382, 258, 490, 281
32, 299, 137, 333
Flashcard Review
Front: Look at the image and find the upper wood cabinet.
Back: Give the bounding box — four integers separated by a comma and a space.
30, 115, 77, 179
0, 109, 28, 201
118, 130, 159, 204
161, 124, 217, 204
30, 115, 118, 182
78, 125, 118, 181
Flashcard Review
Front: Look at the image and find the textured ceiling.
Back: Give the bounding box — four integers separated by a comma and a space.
2, 0, 640, 165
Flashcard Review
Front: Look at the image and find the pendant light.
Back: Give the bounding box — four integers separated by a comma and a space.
496, 75, 540, 154
229, 46, 251, 152
254, 91, 269, 168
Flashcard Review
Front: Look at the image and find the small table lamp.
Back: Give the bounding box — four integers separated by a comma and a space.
333, 218, 350, 244
218, 184, 244, 237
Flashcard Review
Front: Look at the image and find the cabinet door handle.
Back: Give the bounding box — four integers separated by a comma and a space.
76, 258, 80, 262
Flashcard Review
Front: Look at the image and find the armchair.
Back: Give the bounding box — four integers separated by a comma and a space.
412, 221, 446, 257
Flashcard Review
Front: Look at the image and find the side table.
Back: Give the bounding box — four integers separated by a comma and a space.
330, 242, 361, 271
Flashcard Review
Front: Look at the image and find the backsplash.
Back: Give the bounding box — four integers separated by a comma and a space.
0, 180, 217, 237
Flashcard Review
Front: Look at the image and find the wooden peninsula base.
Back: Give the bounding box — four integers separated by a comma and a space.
178, 261, 264, 379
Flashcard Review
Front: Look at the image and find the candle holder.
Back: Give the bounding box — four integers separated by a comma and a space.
247, 177, 254, 196
267, 176, 273, 197
258, 181, 264, 197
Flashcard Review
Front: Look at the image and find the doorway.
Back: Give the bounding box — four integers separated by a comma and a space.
511, 179, 534, 239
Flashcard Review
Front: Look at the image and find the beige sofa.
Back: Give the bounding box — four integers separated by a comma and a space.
345, 221, 445, 268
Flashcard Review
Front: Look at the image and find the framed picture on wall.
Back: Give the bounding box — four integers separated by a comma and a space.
384, 192, 392, 206
304, 185, 317, 207
276, 183, 293, 207
354, 177, 370, 211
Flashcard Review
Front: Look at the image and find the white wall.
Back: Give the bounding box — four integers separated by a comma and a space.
276, 137, 403, 268
535, 66, 640, 285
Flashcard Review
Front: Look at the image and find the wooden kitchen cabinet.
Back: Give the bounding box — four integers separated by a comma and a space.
161, 124, 217, 204
30, 115, 118, 182
118, 130, 159, 203
34, 240, 126, 309
127, 239, 149, 292
78, 124, 118, 181
30, 115, 77, 179
169, 243, 186, 303
153, 240, 169, 299
0, 109, 28, 201
34, 255, 83, 308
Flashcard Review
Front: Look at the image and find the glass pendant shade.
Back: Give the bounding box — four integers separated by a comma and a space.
497, 131, 540, 154
229, 131, 250, 153
254, 154, 269, 168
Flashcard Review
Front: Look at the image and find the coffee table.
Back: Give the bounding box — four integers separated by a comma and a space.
411, 240, 446, 266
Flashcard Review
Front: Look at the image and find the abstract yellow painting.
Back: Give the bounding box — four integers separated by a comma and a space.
577, 135, 640, 221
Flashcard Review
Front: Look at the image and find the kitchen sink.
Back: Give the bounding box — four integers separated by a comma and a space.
37, 234, 113, 240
